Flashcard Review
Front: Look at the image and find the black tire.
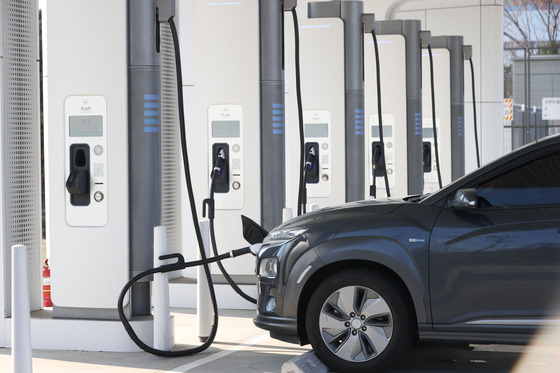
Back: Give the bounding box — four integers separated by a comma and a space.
305, 268, 413, 373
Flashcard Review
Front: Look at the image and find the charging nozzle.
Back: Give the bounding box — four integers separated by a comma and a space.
249, 243, 263, 256
210, 144, 230, 193
422, 142, 432, 173
213, 147, 227, 174
307, 145, 316, 161
304, 142, 319, 184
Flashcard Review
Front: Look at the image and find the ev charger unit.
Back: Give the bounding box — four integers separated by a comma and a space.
45, 0, 181, 319
0, 0, 42, 342
285, 3, 345, 210
190, 1, 289, 285
422, 35, 465, 193
307, 0, 366, 203
364, 19, 425, 198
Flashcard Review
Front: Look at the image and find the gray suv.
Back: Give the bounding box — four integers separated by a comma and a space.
254, 134, 560, 372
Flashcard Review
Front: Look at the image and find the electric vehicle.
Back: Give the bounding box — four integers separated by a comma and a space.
254, 133, 560, 372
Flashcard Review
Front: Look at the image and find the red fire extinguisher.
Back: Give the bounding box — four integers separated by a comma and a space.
43, 259, 52, 307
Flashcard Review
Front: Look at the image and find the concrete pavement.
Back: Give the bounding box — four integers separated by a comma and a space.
1, 308, 560, 373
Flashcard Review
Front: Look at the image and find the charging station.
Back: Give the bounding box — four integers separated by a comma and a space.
44, 0, 130, 319
186, 1, 276, 296
422, 35, 465, 193
285, 3, 345, 211
44, 0, 182, 319
364, 19, 425, 198
307, 1, 365, 203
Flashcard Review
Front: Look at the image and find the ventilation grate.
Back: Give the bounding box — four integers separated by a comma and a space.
159, 23, 182, 268
2, 0, 42, 315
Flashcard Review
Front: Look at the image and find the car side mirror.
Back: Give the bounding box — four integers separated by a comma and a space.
449, 188, 478, 209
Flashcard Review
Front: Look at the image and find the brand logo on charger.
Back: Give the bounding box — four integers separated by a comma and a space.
81, 106, 91, 112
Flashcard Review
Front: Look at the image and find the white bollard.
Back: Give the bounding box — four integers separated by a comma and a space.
153, 226, 172, 351
308, 204, 320, 212
12, 244, 33, 373
197, 219, 212, 342
282, 207, 293, 222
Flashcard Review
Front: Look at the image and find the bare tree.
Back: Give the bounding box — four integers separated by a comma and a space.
504, 0, 560, 54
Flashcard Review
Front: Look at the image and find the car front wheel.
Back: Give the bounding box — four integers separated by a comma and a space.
305, 268, 413, 372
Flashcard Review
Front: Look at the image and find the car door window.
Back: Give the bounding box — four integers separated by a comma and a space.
476, 152, 560, 207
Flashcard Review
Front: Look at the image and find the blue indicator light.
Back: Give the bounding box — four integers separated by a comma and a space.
355, 131, 364, 135
144, 94, 159, 100
272, 110, 283, 115
272, 116, 284, 122
355, 109, 364, 113
144, 111, 159, 117
144, 119, 159, 125
273, 123, 284, 128
273, 129, 284, 135
355, 120, 364, 125
144, 102, 159, 108
144, 127, 160, 133
272, 103, 284, 108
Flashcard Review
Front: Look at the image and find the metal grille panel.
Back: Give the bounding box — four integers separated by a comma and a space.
2, 0, 42, 315
159, 23, 182, 267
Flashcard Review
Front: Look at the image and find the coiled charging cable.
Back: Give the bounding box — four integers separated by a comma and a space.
118, 16, 258, 357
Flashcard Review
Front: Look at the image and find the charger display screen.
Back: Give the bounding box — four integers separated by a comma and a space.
371, 125, 393, 138
305, 123, 328, 138
212, 120, 240, 138
69, 115, 103, 137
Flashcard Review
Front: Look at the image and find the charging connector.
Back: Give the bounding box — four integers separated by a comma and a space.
211, 144, 230, 193
304, 143, 319, 184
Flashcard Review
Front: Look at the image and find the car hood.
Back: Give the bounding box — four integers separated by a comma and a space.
275, 198, 405, 231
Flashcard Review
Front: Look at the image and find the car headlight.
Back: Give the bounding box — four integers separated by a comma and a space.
259, 257, 278, 278
265, 227, 308, 243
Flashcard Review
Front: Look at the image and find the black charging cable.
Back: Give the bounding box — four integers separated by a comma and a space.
118, 247, 252, 357
204, 147, 257, 304
371, 29, 391, 198
469, 57, 481, 168
427, 44, 443, 189
119, 16, 221, 357
292, 7, 306, 216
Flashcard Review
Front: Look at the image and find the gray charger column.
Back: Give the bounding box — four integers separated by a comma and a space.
374, 20, 423, 195
449, 36, 465, 180
308, 1, 365, 202
429, 36, 465, 181
128, 0, 162, 316
259, 1, 295, 230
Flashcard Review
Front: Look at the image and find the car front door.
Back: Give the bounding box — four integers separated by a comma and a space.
429, 151, 560, 333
